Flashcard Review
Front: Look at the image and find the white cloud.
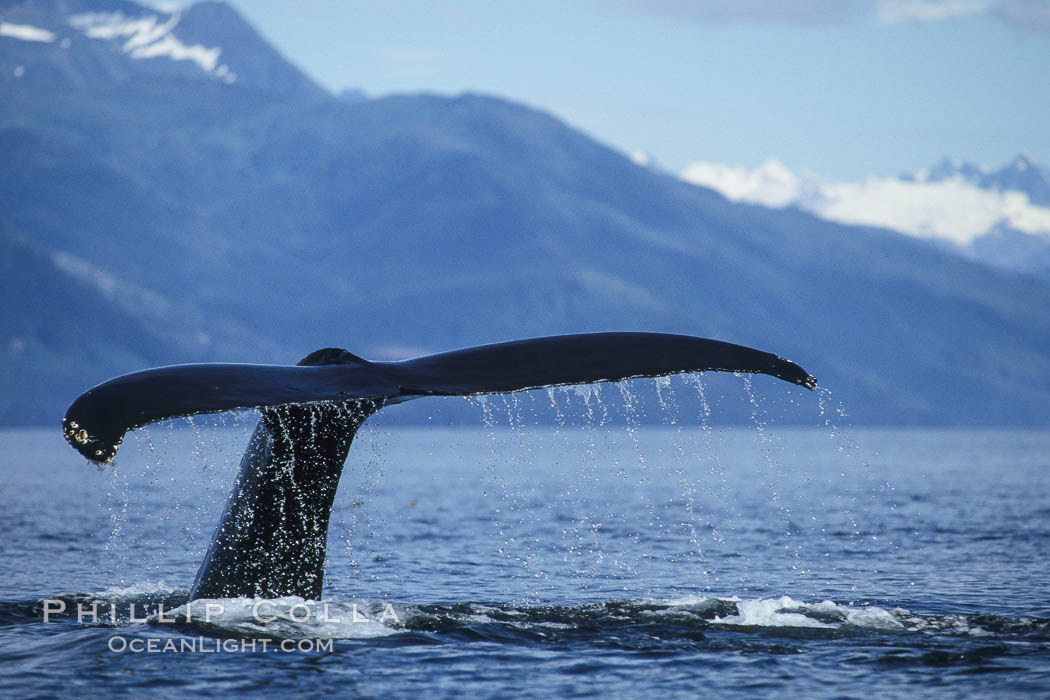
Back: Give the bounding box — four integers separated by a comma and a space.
681, 160, 809, 208
629, 150, 652, 167
876, 0, 991, 24
0, 22, 56, 43
814, 177, 1050, 244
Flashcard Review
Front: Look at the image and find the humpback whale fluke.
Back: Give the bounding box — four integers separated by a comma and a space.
61, 332, 815, 600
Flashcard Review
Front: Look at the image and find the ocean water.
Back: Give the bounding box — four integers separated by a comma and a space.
1, 379, 1048, 698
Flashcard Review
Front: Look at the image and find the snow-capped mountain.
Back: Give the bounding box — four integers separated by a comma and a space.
5, 0, 1050, 427
912, 154, 1050, 207
0, 0, 323, 97
680, 155, 1050, 278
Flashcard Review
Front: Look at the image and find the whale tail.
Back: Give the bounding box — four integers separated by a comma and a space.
61, 332, 816, 600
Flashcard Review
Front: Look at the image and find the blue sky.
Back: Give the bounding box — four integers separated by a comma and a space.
224, 0, 1050, 179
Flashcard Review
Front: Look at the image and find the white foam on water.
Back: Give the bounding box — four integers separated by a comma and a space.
841, 604, 904, 630
715, 596, 834, 628
661, 594, 905, 630
163, 597, 401, 639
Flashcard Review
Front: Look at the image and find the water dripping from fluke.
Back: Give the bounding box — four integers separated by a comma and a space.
60, 333, 820, 605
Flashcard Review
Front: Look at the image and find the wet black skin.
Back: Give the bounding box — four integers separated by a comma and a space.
61, 333, 816, 600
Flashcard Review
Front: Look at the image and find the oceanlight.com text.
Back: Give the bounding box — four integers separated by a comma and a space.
106, 636, 334, 653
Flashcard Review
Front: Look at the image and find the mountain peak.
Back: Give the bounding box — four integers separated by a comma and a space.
173, 0, 325, 98
903, 154, 1050, 207
918, 156, 985, 183
1008, 153, 1036, 168
1, 0, 325, 98
986, 153, 1050, 206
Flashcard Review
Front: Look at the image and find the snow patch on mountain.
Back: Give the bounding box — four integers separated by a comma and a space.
0, 22, 56, 43
52, 250, 175, 321
68, 10, 235, 82
680, 158, 1050, 246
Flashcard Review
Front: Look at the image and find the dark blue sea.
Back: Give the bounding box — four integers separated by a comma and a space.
1, 378, 1048, 698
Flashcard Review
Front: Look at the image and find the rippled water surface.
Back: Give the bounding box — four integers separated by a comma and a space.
1, 381, 1048, 698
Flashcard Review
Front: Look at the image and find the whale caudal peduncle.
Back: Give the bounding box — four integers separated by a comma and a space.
190, 400, 376, 600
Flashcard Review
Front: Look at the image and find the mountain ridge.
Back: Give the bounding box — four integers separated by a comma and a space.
3, 0, 1050, 426
914, 154, 1050, 206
